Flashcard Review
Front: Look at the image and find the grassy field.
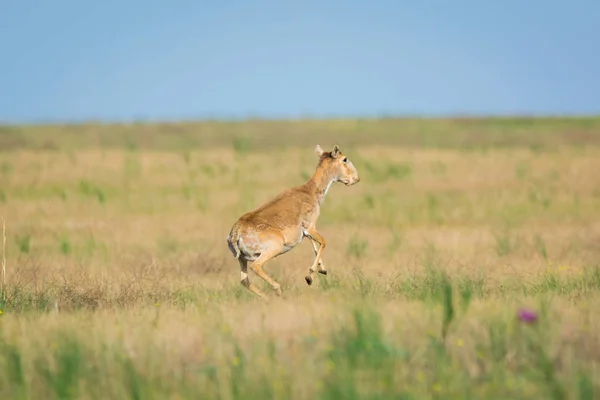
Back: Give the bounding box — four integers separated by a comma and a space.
1, 117, 600, 399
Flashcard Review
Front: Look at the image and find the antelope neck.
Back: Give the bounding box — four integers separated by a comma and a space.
307, 167, 337, 204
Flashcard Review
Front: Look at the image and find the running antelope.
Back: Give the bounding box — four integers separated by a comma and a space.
226, 144, 360, 298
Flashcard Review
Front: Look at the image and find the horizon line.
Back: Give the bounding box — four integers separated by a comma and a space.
2, 111, 600, 126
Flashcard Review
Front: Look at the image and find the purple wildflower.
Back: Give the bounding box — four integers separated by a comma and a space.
517, 309, 538, 324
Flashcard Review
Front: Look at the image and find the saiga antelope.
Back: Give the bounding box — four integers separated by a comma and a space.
226, 144, 360, 298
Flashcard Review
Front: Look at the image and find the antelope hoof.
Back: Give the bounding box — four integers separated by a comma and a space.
274, 287, 282, 297
305, 276, 313, 286
318, 270, 327, 275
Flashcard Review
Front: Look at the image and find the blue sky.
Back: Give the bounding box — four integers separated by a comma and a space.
1, 0, 599, 123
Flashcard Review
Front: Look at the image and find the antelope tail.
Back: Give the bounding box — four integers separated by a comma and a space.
226, 229, 241, 260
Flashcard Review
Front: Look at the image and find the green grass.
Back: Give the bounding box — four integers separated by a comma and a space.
0, 273, 598, 399
0, 116, 599, 398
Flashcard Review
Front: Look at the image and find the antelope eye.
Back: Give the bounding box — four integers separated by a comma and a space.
342, 157, 348, 163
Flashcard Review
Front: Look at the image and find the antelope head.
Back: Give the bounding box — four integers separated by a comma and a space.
315, 144, 360, 186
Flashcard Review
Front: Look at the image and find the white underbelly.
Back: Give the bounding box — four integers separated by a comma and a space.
237, 228, 304, 261
282, 230, 304, 253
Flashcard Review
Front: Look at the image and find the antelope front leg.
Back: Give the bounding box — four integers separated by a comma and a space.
309, 237, 327, 275
304, 229, 326, 286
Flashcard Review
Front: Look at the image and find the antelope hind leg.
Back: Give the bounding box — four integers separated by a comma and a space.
239, 258, 268, 299
250, 238, 286, 296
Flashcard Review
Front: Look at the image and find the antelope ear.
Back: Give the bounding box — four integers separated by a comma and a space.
331, 144, 341, 158
315, 144, 324, 157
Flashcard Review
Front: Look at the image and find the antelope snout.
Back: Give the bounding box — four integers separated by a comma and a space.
347, 176, 360, 185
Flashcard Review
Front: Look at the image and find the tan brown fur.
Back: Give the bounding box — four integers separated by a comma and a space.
226, 144, 360, 298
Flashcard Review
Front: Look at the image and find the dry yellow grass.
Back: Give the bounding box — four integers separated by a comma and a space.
0, 118, 599, 398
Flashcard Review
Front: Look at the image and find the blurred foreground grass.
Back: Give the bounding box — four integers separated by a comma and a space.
1, 117, 599, 399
